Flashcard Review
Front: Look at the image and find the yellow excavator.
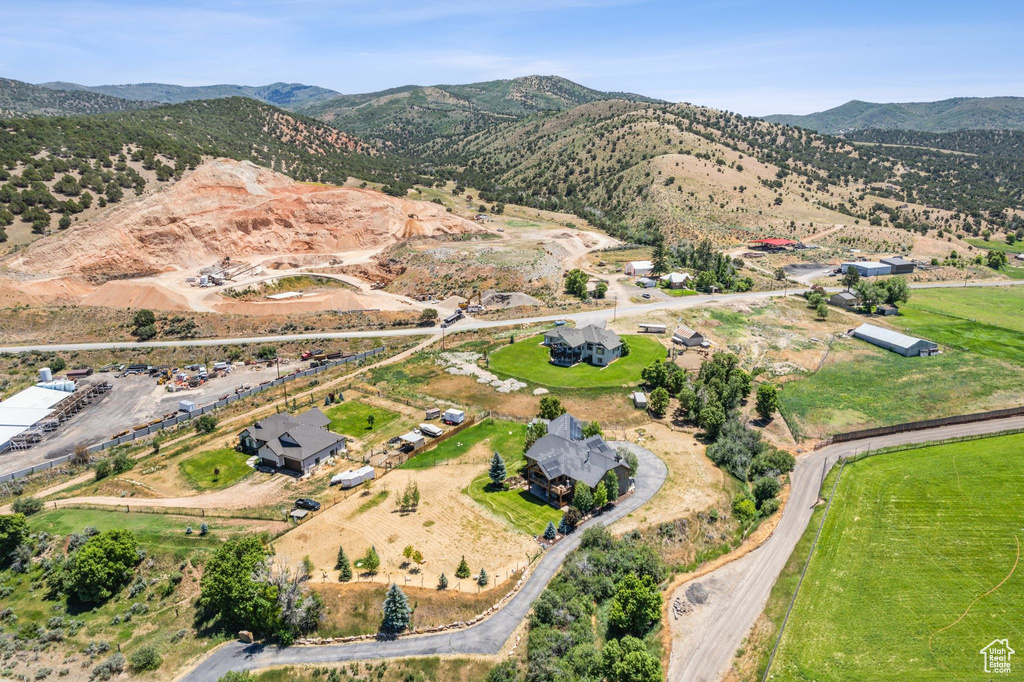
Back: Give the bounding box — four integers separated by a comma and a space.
459, 290, 483, 311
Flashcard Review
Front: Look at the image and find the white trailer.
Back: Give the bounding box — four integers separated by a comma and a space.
419, 423, 444, 437
443, 408, 465, 425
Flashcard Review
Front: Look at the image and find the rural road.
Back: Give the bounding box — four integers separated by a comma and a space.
3, 280, 1021, 354
668, 415, 1024, 682
177, 441, 667, 681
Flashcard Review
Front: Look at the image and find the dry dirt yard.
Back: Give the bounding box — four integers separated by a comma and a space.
273, 450, 537, 594
611, 423, 723, 534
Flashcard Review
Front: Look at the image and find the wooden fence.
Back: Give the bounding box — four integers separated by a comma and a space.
830, 404, 1024, 444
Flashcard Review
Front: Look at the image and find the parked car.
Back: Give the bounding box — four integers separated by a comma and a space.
642, 293, 652, 299
294, 498, 321, 511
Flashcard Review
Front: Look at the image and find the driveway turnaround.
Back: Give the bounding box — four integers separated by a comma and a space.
668, 415, 1024, 682
179, 442, 667, 681
4, 280, 1022, 354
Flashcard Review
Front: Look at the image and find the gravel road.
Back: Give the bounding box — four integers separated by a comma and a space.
668, 415, 1024, 682
177, 442, 666, 681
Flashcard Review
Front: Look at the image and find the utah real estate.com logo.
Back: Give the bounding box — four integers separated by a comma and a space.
980, 639, 1014, 674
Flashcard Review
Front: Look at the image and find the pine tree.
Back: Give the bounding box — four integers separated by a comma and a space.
544, 521, 557, 541
477, 569, 489, 587
488, 452, 507, 487
362, 545, 380, 574
557, 515, 570, 535
455, 555, 470, 579
437, 573, 448, 590
602, 470, 620, 500
381, 583, 411, 633
336, 546, 352, 582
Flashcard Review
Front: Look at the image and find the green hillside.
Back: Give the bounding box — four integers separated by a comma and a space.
0, 77, 156, 117
764, 96, 1024, 133
301, 75, 662, 149
37, 80, 341, 109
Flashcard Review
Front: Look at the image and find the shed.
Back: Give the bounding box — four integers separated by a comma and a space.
853, 323, 938, 357
672, 324, 705, 347
425, 407, 441, 420
842, 261, 891, 277
638, 323, 667, 334
624, 260, 654, 276
631, 392, 648, 409
876, 303, 899, 316
419, 423, 444, 437
443, 408, 465, 425
880, 256, 916, 274
289, 509, 309, 520
399, 431, 425, 450
637, 277, 657, 288
829, 291, 860, 310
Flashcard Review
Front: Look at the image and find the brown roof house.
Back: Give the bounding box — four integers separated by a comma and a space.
523, 414, 631, 508
239, 408, 346, 474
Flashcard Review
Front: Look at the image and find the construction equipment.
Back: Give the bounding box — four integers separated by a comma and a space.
459, 290, 483, 311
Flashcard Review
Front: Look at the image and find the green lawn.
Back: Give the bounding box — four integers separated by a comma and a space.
400, 419, 526, 469
895, 286, 1024, 333
659, 287, 699, 297
463, 449, 561, 535
324, 400, 400, 437
28, 508, 246, 558
488, 334, 666, 389
772, 433, 1024, 680
178, 447, 252, 490
966, 237, 1024, 253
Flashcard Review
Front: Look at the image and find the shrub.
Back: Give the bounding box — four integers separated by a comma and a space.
11, 497, 43, 516
93, 459, 111, 481
759, 497, 781, 517
0, 513, 28, 563
195, 414, 218, 434
731, 495, 758, 525
608, 574, 662, 636
752, 476, 781, 509
90, 652, 125, 681
111, 451, 134, 474
128, 645, 162, 671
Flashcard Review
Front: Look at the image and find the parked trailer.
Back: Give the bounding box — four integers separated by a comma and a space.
419, 423, 444, 437
443, 408, 465, 425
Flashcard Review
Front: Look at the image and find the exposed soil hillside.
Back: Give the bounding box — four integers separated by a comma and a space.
4, 159, 482, 282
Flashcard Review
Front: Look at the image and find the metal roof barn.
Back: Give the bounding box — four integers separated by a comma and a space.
853, 323, 938, 357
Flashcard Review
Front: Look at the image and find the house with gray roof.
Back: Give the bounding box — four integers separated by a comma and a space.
523, 414, 631, 508
829, 291, 860, 310
542, 324, 622, 367
238, 408, 346, 474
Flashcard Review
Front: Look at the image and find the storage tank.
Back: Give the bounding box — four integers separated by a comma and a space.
39, 367, 52, 382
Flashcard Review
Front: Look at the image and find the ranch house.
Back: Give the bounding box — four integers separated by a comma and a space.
238, 408, 346, 474
523, 414, 631, 508
542, 324, 622, 367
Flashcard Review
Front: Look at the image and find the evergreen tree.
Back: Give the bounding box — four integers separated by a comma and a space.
336, 545, 352, 582
651, 235, 668, 275
477, 569, 489, 587
602, 470, 620, 500
437, 573, 448, 590
544, 521, 557, 541
381, 583, 411, 633
361, 545, 380, 574
455, 555, 471, 579
488, 452, 507, 487
593, 481, 608, 509
572, 481, 594, 513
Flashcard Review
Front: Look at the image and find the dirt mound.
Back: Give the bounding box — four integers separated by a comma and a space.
6, 159, 482, 282
81, 281, 191, 311
0, 276, 94, 306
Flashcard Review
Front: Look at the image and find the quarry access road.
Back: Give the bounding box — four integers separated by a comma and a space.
668, 414, 1024, 682
2, 279, 1021, 354
176, 442, 667, 682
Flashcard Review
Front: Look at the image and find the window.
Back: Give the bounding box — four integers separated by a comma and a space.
597, 347, 604, 354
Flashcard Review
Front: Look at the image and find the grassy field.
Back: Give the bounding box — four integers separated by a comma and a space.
325, 400, 400, 437
400, 418, 526, 469
489, 334, 666, 389
966, 237, 1024, 253
779, 339, 1023, 438
772, 434, 1024, 680
464, 446, 562, 536
178, 447, 252, 490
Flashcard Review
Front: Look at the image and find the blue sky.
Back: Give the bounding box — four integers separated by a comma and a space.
2, 0, 1022, 115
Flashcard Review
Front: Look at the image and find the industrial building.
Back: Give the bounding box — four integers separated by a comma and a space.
881, 256, 916, 274
842, 262, 891, 277
853, 323, 938, 357
0, 371, 108, 453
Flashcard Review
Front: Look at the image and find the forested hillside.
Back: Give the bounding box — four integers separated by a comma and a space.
0, 78, 156, 117
301, 75, 661, 149
764, 97, 1024, 133
38, 80, 341, 109
0, 98, 425, 237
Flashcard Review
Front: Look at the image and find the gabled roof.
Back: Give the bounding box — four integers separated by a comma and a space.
880, 256, 914, 266
661, 272, 692, 283
673, 324, 702, 339
240, 408, 343, 462
627, 260, 653, 269
853, 323, 934, 351
526, 413, 628, 488
544, 324, 621, 350
831, 291, 859, 301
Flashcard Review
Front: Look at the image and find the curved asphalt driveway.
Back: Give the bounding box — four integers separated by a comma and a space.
178, 442, 667, 681
668, 415, 1024, 682
4, 280, 1022, 354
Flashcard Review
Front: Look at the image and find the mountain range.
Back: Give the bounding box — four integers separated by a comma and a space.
36, 80, 341, 110
764, 97, 1024, 134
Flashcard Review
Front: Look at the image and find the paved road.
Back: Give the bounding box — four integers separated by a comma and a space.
3, 280, 1021, 354
668, 415, 1024, 682
177, 442, 666, 681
